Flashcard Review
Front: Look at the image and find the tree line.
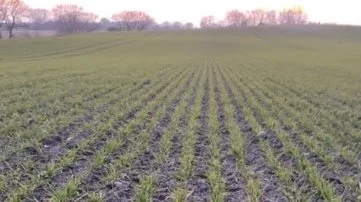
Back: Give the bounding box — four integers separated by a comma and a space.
0, 0, 309, 39
201, 7, 308, 28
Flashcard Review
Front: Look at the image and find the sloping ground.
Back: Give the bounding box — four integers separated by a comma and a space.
0, 25, 361, 201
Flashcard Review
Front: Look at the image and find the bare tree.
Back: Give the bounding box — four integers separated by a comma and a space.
79, 12, 98, 32
100, 17, 111, 30
184, 22, 193, 29
225, 10, 247, 27
28, 8, 50, 30
246, 11, 255, 26
111, 11, 154, 31
200, 15, 216, 28
171, 21, 183, 29
0, 0, 7, 38
52, 4, 83, 33
5, 0, 28, 38
52, 4, 98, 34
160, 21, 171, 29
223, 7, 308, 27
252, 9, 267, 25
279, 6, 308, 25
216, 20, 227, 28
264, 10, 278, 25
292, 6, 308, 24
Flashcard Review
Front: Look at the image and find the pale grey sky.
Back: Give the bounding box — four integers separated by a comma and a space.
24, 0, 361, 25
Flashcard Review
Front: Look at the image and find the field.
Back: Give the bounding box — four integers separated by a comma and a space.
0, 25, 361, 202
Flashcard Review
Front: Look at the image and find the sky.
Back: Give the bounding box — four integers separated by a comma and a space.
24, 0, 360, 25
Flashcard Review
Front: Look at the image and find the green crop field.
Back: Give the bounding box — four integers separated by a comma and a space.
1, 25, 361, 202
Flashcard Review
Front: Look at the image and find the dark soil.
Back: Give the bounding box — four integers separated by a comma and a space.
0, 67, 178, 177
151, 68, 202, 201
3, 61, 358, 202
16, 69, 186, 202
187, 65, 212, 202
2, 66, 176, 174
213, 67, 248, 202
224, 69, 324, 201
247, 77, 358, 201
219, 67, 288, 202
104, 68, 197, 201
71, 67, 194, 202
0, 77, 153, 173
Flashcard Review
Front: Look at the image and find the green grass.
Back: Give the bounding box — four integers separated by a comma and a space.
1, 25, 361, 201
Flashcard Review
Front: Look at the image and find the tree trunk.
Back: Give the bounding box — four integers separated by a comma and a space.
8, 17, 15, 39
9, 27, 13, 38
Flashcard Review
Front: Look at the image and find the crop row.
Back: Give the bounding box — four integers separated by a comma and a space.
2, 58, 358, 201
218, 61, 359, 201
0, 64, 191, 201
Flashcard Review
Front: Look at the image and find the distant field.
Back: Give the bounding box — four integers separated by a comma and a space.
0, 25, 361, 201
0, 30, 57, 39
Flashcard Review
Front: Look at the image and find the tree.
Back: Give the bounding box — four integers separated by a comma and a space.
216, 20, 227, 28
52, 4, 98, 33
251, 9, 266, 25
52, 4, 83, 33
225, 10, 247, 27
79, 12, 98, 32
160, 21, 170, 29
100, 17, 110, 24
5, 0, 28, 38
111, 11, 154, 31
28, 8, 50, 30
0, 0, 7, 38
200, 15, 216, 28
171, 21, 183, 29
292, 6, 308, 24
279, 6, 308, 25
184, 22, 193, 29
246, 11, 255, 26
100, 18, 112, 30
264, 10, 278, 25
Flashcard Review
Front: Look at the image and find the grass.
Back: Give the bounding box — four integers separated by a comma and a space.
1, 25, 361, 201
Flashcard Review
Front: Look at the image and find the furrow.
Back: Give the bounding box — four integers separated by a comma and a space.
0, 65, 175, 171
252, 75, 361, 158
218, 66, 316, 201
103, 66, 199, 202
211, 63, 248, 202
206, 61, 226, 202
186, 61, 212, 202
237, 72, 358, 200
28, 66, 194, 202
61, 65, 199, 202
1, 65, 186, 202
223, 65, 341, 201
230, 63, 361, 194
171, 64, 208, 202
216, 63, 287, 202
151, 66, 203, 201
266, 77, 361, 118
